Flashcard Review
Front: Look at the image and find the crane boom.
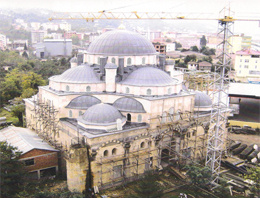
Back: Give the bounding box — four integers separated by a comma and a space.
49, 11, 259, 22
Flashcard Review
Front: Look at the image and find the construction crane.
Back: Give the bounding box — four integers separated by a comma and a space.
49, 9, 259, 187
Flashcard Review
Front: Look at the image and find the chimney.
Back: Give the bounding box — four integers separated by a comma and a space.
159, 55, 166, 70
100, 56, 108, 75
118, 57, 124, 76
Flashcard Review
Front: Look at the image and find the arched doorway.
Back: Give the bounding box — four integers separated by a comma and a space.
161, 149, 170, 164
127, 113, 131, 122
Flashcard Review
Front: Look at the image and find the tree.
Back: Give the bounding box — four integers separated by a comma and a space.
71, 35, 80, 45
184, 55, 196, 64
127, 171, 163, 198
166, 38, 172, 43
0, 141, 27, 198
10, 98, 25, 125
185, 165, 212, 187
243, 167, 260, 196
200, 35, 207, 47
191, 46, 199, 52
174, 42, 182, 49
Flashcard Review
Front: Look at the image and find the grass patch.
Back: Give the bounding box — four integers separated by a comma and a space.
0, 108, 18, 125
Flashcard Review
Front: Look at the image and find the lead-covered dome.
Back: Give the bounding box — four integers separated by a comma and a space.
79, 103, 126, 125
194, 91, 212, 108
120, 67, 178, 86
66, 95, 101, 109
113, 97, 146, 113
49, 64, 101, 83
87, 30, 156, 56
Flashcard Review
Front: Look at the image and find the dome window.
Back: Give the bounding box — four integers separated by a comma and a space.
104, 150, 108, 157
125, 87, 130, 94
66, 85, 70, 92
127, 113, 131, 122
137, 114, 142, 122
111, 57, 116, 64
86, 86, 91, 92
112, 148, 117, 155
146, 89, 152, 96
69, 110, 72, 118
142, 57, 146, 65
127, 58, 132, 65
168, 88, 172, 95
140, 142, 145, 148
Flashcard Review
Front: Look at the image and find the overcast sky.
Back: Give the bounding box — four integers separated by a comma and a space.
1, 0, 260, 39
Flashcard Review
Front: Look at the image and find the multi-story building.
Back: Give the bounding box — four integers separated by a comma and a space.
31, 30, 47, 44
228, 35, 252, 54
59, 22, 71, 32
153, 42, 166, 54
0, 33, 7, 50
234, 49, 260, 81
30, 22, 41, 30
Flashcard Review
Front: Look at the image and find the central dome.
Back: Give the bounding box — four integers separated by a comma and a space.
87, 30, 156, 56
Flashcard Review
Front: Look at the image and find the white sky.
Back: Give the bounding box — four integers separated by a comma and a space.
1, 0, 260, 39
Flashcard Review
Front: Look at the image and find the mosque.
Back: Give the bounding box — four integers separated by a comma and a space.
24, 28, 214, 192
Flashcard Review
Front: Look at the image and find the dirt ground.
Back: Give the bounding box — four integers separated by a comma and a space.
228, 133, 260, 146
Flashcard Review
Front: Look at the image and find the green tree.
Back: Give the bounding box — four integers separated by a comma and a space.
166, 38, 172, 43
174, 42, 182, 49
185, 165, 212, 187
127, 171, 163, 198
243, 167, 260, 196
200, 35, 207, 47
10, 98, 25, 125
71, 35, 80, 45
0, 141, 27, 198
191, 45, 199, 52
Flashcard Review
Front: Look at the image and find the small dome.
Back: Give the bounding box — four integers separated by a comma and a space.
194, 91, 212, 108
113, 97, 146, 113
49, 64, 101, 83
120, 67, 178, 86
70, 56, 78, 63
87, 30, 156, 56
79, 103, 126, 125
66, 95, 101, 109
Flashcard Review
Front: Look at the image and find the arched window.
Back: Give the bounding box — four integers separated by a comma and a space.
176, 110, 181, 120
66, 85, 70, 92
79, 111, 83, 116
111, 57, 116, 64
126, 87, 130, 94
137, 114, 142, 122
146, 89, 152, 95
168, 88, 172, 95
142, 57, 146, 64
116, 119, 122, 130
97, 57, 100, 64
86, 86, 91, 92
104, 150, 108, 157
127, 113, 131, 122
127, 57, 132, 65
69, 110, 72, 118
112, 148, 117, 155
140, 142, 145, 148
161, 112, 167, 123
168, 108, 174, 122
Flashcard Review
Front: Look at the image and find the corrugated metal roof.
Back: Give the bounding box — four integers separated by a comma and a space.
0, 126, 58, 154
229, 83, 260, 98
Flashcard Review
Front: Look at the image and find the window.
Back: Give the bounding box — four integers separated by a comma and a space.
111, 57, 116, 64
239, 65, 242, 68
255, 65, 257, 69
244, 65, 249, 69
79, 111, 83, 116
69, 110, 72, 117
66, 85, 70, 91
168, 108, 174, 121
112, 148, 117, 155
125, 87, 130, 94
137, 114, 142, 122
104, 150, 108, 157
127, 113, 131, 121
239, 70, 241, 74
146, 89, 152, 95
86, 86, 91, 92
97, 57, 100, 64
168, 88, 172, 95
256, 60, 258, 63
175, 110, 180, 120
113, 165, 122, 178
127, 57, 132, 65
245, 59, 249, 62
140, 142, 145, 148
240, 59, 242, 62
142, 57, 145, 64
24, 158, 34, 166
161, 112, 167, 123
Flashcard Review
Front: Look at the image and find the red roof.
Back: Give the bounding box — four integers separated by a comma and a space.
236, 49, 260, 55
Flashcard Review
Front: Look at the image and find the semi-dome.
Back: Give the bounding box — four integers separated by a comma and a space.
113, 97, 146, 113
66, 95, 101, 109
87, 30, 156, 56
194, 91, 212, 108
120, 67, 178, 86
49, 64, 101, 83
79, 103, 126, 125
